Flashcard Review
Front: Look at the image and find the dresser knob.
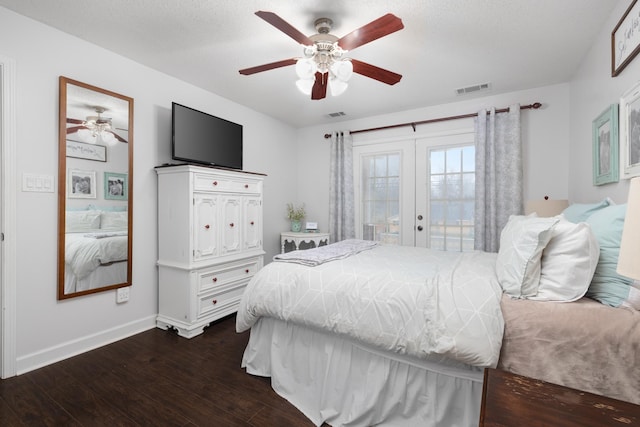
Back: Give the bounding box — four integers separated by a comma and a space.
245, 269, 249, 273
244, 184, 249, 188
250, 221, 255, 225
212, 299, 217, 305
212, 181, 218, 186
212, 277, 217, 282
229, 223, 235, 228
204, 224, 210, 229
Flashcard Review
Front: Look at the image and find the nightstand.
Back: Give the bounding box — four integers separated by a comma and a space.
280, 232, 330, 253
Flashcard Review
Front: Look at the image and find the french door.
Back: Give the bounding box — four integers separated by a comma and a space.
354, 131, 475, 250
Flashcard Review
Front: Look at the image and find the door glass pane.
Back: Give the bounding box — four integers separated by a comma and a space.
361, 153, 400, 245
429, 145, 475, 251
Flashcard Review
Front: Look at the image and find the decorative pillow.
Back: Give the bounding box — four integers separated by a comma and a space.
100, 211, 128, 231
562, 198, 612, 223
66, 210, 101, 232
496, 215, 559, 298
530, 219, 600, 302
585, 204, 632, 307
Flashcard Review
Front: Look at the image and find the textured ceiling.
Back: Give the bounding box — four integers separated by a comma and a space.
0, 0, 618, 127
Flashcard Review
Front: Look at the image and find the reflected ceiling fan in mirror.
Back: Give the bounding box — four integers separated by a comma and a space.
66, 106, 127, 145
239, 11, 404, 100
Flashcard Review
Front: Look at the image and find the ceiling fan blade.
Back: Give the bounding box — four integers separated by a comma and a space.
311, 72, 328, 100
338, 13, 404, 51
239, 58, 297, 75
66, 125, 87, 134
351, 59, 402, 85
255, 11, 314, 46
66, 118, 84, 124
108, 131, 128, 143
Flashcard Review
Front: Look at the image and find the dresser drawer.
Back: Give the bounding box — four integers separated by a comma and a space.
197, 284, 246, 319
193, 173, 261, 194
197, 258, 260, 293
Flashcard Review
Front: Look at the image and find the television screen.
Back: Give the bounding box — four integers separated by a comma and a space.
172, 102, 243, 170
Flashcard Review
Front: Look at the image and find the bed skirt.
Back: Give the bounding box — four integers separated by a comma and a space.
241, 318, 484, 427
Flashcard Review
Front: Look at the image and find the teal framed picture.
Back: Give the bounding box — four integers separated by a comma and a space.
592, 104, 619, 186
104, 172, 128, 200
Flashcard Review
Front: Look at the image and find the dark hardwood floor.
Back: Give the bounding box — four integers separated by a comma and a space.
0, 315, 318, 426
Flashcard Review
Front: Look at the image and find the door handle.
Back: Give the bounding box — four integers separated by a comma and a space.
417, 215, 423, 220
417, 225, 424, 231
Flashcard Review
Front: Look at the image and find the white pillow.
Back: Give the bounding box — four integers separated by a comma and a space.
100, 211, 128, 231
496, 215, 559, 298
530, 219, 600, 302
66, 210, 101, 232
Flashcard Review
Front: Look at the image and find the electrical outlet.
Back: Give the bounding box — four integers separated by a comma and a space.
116, 287, 130, 303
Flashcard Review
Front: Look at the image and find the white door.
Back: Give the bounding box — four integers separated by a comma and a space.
354, 131, 475, 250
415, 132, 476, 250
354, 140, 415, 246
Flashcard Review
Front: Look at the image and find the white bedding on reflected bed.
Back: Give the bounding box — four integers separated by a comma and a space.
64, 260, 127, 294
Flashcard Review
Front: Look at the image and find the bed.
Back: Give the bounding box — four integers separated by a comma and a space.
64, 209, 128, 294
236, 201, 640, 426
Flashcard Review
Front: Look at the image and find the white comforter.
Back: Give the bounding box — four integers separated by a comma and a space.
65, 232, 128, 279
237, 243, 504, 368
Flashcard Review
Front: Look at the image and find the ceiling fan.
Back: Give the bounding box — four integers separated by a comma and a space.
66, 106, 127, 143
239, 11, 404, 100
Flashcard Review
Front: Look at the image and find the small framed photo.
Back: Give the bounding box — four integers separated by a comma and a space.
66, 140, 107, 162
612, 0, 640, 77
68, 169, 96, 199
104, 172, 128, 200
620, 81, 640, 179
592, 104, 619, 185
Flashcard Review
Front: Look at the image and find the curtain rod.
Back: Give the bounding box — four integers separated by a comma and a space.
323, 102, 542, 139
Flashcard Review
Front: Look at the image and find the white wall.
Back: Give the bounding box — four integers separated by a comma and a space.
569, 0, 639, 204
295, 84, 571, 232
0, 7, 297, 373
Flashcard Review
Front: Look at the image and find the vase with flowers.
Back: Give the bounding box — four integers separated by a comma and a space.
286, 203, 305, 232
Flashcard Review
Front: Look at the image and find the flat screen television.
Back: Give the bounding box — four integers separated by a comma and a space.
172, 102, 243, 170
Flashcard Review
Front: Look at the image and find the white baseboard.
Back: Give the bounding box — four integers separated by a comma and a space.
16, 315, 157, 375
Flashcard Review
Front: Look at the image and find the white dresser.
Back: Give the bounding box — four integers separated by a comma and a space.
156, 165, 265, 338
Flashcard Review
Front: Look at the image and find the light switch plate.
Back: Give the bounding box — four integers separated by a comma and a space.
22, 173, 55, 193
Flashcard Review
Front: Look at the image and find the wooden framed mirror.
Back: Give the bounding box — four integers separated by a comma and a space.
57, 77, 133, 300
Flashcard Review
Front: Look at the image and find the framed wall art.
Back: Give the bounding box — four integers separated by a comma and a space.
67, 169, 97, 199
592, 104, 619, 185
612, 0, 640, 77
66, 140, 107, 162
620, 81, 640, 179
104, 172, 128, 200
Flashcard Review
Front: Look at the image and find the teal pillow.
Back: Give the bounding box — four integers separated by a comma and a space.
562, 198, 611, 223
585, 204, 631, 307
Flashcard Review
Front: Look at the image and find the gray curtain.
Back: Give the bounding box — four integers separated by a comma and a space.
329, 131, 355, 243
474, 104, 523, 252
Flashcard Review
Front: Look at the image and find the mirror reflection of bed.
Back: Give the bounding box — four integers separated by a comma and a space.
58, 77, 133, 299
64, 207, 128, 294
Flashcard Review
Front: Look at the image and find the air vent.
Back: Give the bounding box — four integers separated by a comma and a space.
455, 82, 491, 96
327, 111, 347, 118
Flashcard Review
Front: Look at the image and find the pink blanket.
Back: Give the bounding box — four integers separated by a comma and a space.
498, 295, 640, 405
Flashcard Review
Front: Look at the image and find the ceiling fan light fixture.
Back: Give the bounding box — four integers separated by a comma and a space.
331, 60, 353, 82
76, 128, 97, 144
296, 78, 314, 95
295, 58, 317, 79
